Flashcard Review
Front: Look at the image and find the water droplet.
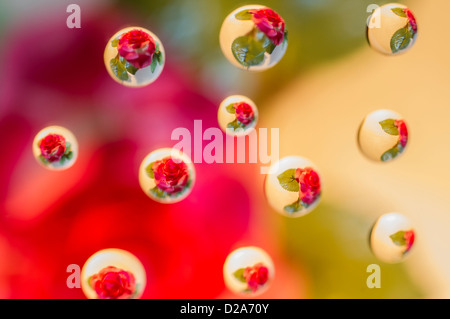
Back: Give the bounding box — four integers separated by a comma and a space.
367, 3, 418, 55
223, 246, 274, 296
358, 109, 409, 162
265, 156, 322, 218
370, 213, 415, 263
217, 95, 258, 136
104, 27, 165, 87
32, 125, 78, 171
138, 148, 195, 203
219, 5, 288, 71
81, 248, 146, 299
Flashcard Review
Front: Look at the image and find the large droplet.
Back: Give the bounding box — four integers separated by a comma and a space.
367, 3, 418, 55
264, 156, 322, 218
81, 248, 146, 299
219, 5, 288, 71
104, 27, 165, 87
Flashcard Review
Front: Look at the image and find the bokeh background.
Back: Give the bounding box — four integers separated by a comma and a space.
0, 0, 448, 298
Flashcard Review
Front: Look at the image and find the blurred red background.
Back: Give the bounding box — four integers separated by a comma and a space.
0, 2, 287, 298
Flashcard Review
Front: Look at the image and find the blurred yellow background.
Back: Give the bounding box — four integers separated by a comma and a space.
260, 0, 450, 298
0, 0, 448, 299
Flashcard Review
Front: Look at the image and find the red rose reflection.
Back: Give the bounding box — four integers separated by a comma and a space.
295, 167, 321, 205
39, 134, 66, 163
404, 9, 417, 33
404, 230, 415, 252
234, 102, 254, 125
249, 8, 285, 45
243, 263, 269, 292
118, 29, 156, 69
395, 119, 408, 148
90, 266, 136, 299
153, 157, 189, 194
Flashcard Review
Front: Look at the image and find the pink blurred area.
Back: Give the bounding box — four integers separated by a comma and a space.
0, 4, 301, 298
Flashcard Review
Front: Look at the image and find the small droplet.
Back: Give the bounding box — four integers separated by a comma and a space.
370, 213, 416, 263
367, 3, 418, 55
264, 156, 322, 218
104, 27, 165, 87
217, 95, 258, 136
138, 148, 195, 204
219, 5, 288, 71
358, 109, 409, 162
81, 248, 146, 299
32, 125, 78, 171
223, 246, 274, 296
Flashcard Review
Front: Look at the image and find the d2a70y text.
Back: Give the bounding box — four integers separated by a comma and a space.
224, 303, 269, 314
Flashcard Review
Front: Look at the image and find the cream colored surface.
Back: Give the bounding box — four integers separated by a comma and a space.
358, 109, 404, 162
104, 27, 165, 87
265, 156, 321, 217
138, 148, 195, 204
368, 3, 416, 55
223, 246, 274, 296
219, 5, 287, 71
32, 125, 78, 170
370, 212, 414, 263
81, 248, 146, 299
217, 95, 258, 136
261, 0, 450, 298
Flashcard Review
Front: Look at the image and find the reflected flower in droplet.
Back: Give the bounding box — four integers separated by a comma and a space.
104, 27, 165, 87
264, 156, 322, 218
370, 213, 416, 263
367, 3, 418, 55
32, 125, 78, 171
138, 148, 195, 204
219, 5, 288, 71
81, 248, 146, 299
223, 246, 274, 295
358, 109, 409, 162
217, 95, 258, 137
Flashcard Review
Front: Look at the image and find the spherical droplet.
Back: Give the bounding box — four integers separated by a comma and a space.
223, 246, 274, 296
138, 148, 195, 204
367, 3, 418, 55
81, 248, 146, 299
219, 5, 288, 71
32, 125, 78, 171
264, 156, 322, 218
217, 95, 258, 136
104, 27, 165, 87
370, 213, 416, 263
358, 109, 409, 162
